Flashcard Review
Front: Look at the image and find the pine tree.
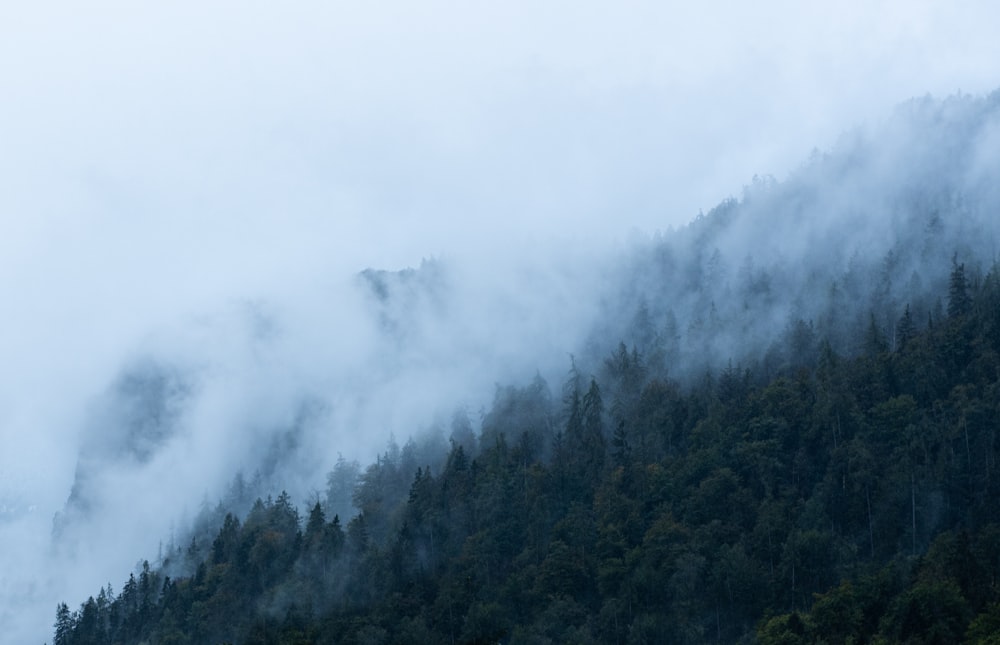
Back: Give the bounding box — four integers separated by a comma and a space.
896, 304, 916, 350
864, 313, 888, 357
948, 258, 971, 318
54, 602, 74, 645
305, 501, 326, 546
611, 420, 631, 466
582, 377, 606, 476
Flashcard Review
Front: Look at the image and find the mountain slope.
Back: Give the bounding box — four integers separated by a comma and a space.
54, 89, 1000, 644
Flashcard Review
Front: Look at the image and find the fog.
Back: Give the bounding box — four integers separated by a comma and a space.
2, 2, 1000, 642
589, 93, 1000, 388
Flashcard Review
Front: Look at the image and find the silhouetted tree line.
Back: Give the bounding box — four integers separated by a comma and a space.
54, 258, 1000, 644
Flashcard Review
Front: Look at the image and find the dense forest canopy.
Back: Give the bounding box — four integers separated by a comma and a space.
54, 90, 1000, 644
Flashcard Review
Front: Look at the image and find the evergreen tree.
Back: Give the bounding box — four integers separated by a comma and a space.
896, 303, 916, 350
581, 377, 607, 477
949, 258, 971, 318
54, 602, 73, 645
304, 501, 326, 546
864, 312, 888, 357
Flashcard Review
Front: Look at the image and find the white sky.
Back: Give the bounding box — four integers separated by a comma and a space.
2, 1, 996, 372
0, 2, 999, 641
3, 2, 998, 270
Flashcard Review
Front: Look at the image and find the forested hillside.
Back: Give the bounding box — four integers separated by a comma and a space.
54, 92, 1000, 644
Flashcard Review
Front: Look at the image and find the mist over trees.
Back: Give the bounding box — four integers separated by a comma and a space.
589, 92, 1000, 385
52, 90, 1000, 643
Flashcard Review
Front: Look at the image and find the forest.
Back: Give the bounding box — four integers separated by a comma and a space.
52, 92, 1000, 644
53, 257, 1000, 643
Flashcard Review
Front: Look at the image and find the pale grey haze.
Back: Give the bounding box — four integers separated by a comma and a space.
1, 1, 999, 642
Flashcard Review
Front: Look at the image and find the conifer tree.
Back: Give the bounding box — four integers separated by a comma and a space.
896, 304, 916, 350
54, 602, 73, 645
949, 258, 971, 318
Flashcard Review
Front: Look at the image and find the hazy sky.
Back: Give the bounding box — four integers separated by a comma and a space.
1, 2, 999, 642
5, 0, 997, 436
2, 1, 998, 364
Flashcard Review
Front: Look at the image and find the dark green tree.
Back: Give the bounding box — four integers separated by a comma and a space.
949, 258, 971, 318
896, 303, 916, 350
54, 602, 74, 645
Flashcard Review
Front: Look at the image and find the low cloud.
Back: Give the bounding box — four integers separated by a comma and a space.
2, 2, 1000, 642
